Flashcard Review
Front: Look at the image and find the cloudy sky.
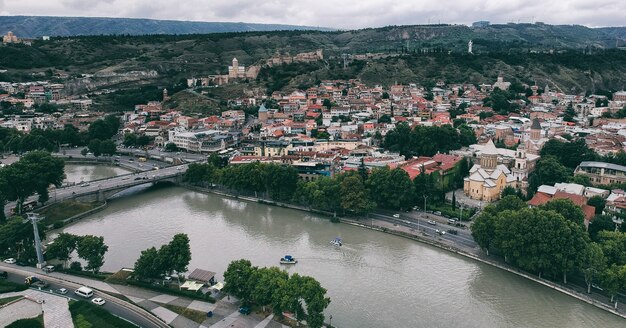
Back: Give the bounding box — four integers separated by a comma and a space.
0, 0, 624, 28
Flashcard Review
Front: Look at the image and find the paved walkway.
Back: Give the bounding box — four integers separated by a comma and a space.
0, 289, 74, 328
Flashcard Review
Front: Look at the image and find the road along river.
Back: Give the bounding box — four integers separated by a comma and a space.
54, 184, 625, 328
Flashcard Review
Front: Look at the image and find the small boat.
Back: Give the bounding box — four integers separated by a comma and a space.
330, 237, 342, 247
280, 255, 298, 264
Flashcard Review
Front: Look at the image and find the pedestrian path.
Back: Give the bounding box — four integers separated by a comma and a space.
209, 310, 242, 328
0, 289, 74, 328
253, 314, 275, 328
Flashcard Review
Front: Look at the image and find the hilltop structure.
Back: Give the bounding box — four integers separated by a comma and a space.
2, 31, 18, 44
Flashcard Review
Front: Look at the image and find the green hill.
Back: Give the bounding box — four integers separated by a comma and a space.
1, 23, 625, 98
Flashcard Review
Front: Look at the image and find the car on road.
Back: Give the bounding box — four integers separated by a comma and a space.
121, 176, 129, 180
79, 182, 90, 187
239, 306, 251, 315
92, 298, 106, 306
392, 214, 400, 218
43, 265, 55, 273
427, 220, 436, 225
447, 229, 458, 235
58, 288, 68, 294
176, 166, 182, 170
3, 258, 16, 264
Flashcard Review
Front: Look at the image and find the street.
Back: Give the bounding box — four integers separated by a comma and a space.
0, 263, 168, 328
369, 209, 478, 250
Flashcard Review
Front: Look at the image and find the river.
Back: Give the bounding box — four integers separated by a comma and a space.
55, 184, 625, 328
63, 164, 130, 184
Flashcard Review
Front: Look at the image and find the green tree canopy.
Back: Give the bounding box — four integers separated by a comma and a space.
77, 235, 108, 273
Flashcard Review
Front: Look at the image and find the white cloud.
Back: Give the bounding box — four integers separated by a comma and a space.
1, 0, 624, 28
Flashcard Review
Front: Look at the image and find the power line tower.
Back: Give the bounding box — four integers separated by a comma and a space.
26, 213, 46, 268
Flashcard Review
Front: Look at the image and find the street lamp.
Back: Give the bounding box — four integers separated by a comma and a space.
329, 315, 332, 328
26, 213, 45, 269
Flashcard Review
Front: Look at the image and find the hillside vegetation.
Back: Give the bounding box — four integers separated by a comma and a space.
1, 23, 625, 99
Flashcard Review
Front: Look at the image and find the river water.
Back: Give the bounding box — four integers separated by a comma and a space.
64, 164, 130, 185
55, 183, 625, 328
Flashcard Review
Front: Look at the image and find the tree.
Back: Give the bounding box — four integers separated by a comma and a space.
250, 267, 289, 311
2, 151, 65, 210
45, 233, 79, 268
133, 246, 161, 280
123, 133, 137, 147
340, 174, 375, 215
223, 259, 257, 303
600, 265, 623, 305
581, 242, 606, 293
367, 167, 414, 210
588, 215, 616, 241
164, 143, 178, 152
540, 139, 595, 170
471, 210, 497, 255
587, 196, 606, 215
540, 198, 585, 227
528, 156, 572, 194
167, 233, 192, 274
597, 231, 626, 266
77, 235, 108, 273
570, 174, 592, 187
99, 140, 117, 157
88, 139, 102, 157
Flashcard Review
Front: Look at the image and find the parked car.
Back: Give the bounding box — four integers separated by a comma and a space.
392, 214, 400, 218
427, 220, 436, 225
434, 211, 442, 215
448, 219, 457, 224
58, 288, 68, 294
0, 270, 7, 279
447, 229, 458, 235
239, 306, 251, 315
42, 265, 55, 273
32, 280, 49, 288
92, 298, 106, 306
3, 258, 16, 264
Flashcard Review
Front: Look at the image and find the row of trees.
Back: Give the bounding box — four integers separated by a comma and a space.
0, 151, 65, 220
45, 233, 109, 273
185, 159, 468, 215
383, 123, 476, 158
133, 234, 192, 280
471, 196, 626, 306
223, 259, 330, 328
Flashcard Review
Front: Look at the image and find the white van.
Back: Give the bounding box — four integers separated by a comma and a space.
74, 286, 94, 298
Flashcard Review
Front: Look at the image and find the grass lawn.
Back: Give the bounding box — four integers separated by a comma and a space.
0, 280, 27, 293
38, 200, 103, 227
104, 269, 133, 285
6, 314, 44, 328
0, 295, 22, 306
69, 300, 137, 328
160, 303, 207, 323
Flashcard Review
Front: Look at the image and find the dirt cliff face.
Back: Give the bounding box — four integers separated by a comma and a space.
64, 71, 158, 95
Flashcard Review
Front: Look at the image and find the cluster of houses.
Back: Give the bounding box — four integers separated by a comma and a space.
4, 67, 626, 224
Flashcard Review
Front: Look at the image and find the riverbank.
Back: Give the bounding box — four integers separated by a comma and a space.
182, 183, 626, 321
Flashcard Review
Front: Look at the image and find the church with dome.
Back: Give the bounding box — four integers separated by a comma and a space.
463, 138, 538, 202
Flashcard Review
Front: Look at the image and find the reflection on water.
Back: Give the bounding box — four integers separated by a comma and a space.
56, 186, 625, 328
64, 164, 129, 184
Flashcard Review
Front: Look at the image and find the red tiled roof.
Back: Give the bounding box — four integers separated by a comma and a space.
527, 192, 553, 207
